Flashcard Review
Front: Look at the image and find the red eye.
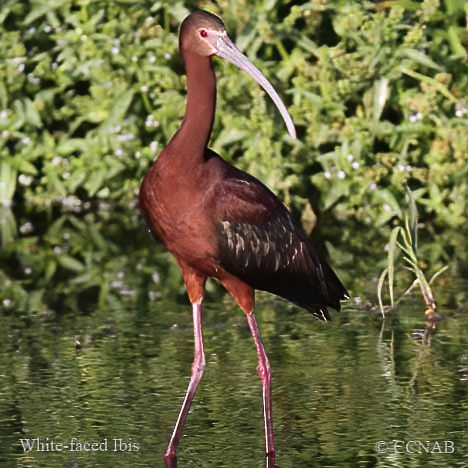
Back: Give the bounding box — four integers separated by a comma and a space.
200, 29, 208, 38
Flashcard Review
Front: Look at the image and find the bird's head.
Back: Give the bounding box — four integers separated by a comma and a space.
179, 11, 226, 57
179, 10, 296, 139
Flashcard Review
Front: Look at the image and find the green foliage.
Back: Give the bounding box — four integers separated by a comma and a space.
377, 188, 448, 315
0, 192, 188, 314
0, 1, 183, 204
1, 0, 466, 217
1, 0, 467, 314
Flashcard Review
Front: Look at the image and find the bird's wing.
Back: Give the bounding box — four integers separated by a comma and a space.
211, 173, 347, 320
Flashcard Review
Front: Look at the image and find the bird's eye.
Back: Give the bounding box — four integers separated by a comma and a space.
199, 29, 208, 38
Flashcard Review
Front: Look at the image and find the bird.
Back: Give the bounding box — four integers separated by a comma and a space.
139, 10, 348, 468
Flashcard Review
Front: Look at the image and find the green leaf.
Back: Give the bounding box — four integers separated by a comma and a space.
45, 260, 57, 281
24, 98, 42, 127
405, 186, 418, 252
17, 159, 38, 175
400, 48, 443, 71
57, 139, 86, 156
23, 0, 70, 25
0, 162, 17, 205
101, 88, 135, 132
57, 255, 85, 272
387, 226, 403, 307
0, 206, 17, 245
85, 170, 106, 197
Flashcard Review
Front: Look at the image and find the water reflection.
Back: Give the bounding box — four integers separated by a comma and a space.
0, 293, 466, 467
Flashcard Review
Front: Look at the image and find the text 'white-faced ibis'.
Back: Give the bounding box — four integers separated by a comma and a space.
139, 10, 348, 468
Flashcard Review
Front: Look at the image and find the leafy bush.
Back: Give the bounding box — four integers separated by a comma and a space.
1, 0, 467, 313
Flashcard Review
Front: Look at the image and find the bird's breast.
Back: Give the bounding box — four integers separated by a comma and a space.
139, 161, 219, 275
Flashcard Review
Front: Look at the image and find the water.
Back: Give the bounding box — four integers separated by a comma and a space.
0, 207, 467, 467
0, 293, 466, 468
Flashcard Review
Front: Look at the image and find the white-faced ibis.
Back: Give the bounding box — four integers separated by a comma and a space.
139, 10, 348, 468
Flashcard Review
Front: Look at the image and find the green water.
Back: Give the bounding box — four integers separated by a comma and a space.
0, 287, 467, 468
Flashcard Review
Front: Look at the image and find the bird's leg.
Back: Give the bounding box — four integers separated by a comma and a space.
246, 311, 275, 466
220, 277, 276, 467
165, 269, 206, 468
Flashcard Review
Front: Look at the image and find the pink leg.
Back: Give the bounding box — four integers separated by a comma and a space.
246, 311, 275, 467
164, 301, 205, 467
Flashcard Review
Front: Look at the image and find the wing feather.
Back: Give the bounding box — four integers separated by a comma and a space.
212, 174, 347, 320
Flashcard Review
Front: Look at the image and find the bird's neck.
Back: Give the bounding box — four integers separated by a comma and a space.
170, 52, 216, 158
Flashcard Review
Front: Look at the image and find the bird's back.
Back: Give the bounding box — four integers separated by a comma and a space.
209, 154, 348, 320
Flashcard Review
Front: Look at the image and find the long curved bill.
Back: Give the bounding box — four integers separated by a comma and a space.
212, 34, 296, 139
